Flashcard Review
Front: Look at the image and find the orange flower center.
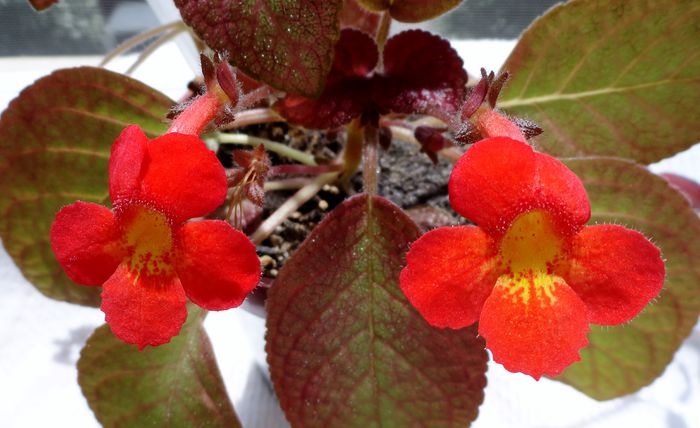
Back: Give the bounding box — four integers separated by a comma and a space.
119, 205, 175, 280
500, 210, 563, 275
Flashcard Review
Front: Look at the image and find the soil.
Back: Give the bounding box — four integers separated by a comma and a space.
217, 122, 465, 279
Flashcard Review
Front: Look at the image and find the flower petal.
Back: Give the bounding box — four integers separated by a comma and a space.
449, 137, 536, 233
449, 137, 590, 234
175, 220, 260, 310
140, 132, 227, 222
562, 225, 665, 325
478, 273, 590, 379
399, 226, 501, 328
50, 201, 123, 285
109, 125, 148, 205
101, 263, 187, 349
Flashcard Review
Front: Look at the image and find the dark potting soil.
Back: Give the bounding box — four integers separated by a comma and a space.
218, 123, 465, 279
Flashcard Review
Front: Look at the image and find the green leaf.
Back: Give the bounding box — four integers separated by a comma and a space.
499, 0, 700, 163
358, 0, 462, 23
266, 194, 487, 428
175, 0, 344, 98
79, 308, 241, 428
0, 67, 172, 306
27, 0, 58, 11
556, 157, 700, 399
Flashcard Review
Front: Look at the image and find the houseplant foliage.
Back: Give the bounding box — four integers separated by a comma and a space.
2, 0, 699, 426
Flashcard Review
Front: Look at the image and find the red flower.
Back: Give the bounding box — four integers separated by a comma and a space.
400, 137, 665, 379
50, 125, 260, 349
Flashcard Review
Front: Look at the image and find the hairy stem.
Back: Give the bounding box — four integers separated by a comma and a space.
219, 108, 283, 129
363, 125, 379, 195
100, 21, 184, 67
251, 172, 339, 244
217, 133, 316, 165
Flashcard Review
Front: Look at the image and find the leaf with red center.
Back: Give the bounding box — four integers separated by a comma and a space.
357, 0, 461, 22
449, 137, 589, 235
78, 308, 241, 427
50, 201, 124, 285
381, 30, 467, 116
0, 67, 171, 306
274, 29, 377, 129
267, 194, 487, 427
27, 0, 58, 11
101, 264, 187, 349
563, 224, 664, 325
175, 0, 343, 97
498, 0, 700, 163
139, 132, 228, 223
175, 220, 260, 310
555, 158, 700, 399
479, 273, 590, 380
339, 0, 382, 36
400, 225, 500, 329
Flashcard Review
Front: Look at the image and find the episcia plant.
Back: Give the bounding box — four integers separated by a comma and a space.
2, 0, 699, 426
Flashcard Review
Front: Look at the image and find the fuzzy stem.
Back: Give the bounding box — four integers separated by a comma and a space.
341, 119, 364, 182
100, 21, 184, 67
219, 108, 283, 129
269, 164, 342, 177
167, 91, 222, 136
217, 133, 316, 165
363, 125, 379, 195
251, 172, 338, 244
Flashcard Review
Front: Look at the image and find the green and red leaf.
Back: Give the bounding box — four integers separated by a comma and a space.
555, 158, 700, 399
357, 0, 461, 23
267, 194, 487, 427
175, 0, 344, 97
78, 308, 241, 427
499, 0, 700, 163
0, 67, 172, 306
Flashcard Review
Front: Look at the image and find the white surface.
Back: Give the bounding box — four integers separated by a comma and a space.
1, 39, 699, 428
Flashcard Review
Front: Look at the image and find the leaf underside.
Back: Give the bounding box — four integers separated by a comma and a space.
266, 194, 488, 428
78, 308, 241, 428
556, 158, 700, 400
500, 0, 700, 163
0, 67, 172, 306
175, 0, 344, 98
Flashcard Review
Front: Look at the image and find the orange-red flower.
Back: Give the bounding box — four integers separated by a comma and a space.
51, 125, 260, 349
400, 137, 665, 379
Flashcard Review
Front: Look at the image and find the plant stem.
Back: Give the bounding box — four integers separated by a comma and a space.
251, 172, 338, 244
126, 27, 183, 75
264, 178, 313, 191
269, 164, 342, 177
219, 108, 283, 129
100, 21, 184, 67
363, 125, 379, 195
341, 119, 363, 183
217, 133, 317, 165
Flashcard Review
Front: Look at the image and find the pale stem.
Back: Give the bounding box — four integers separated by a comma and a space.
126, 28, 184, 75
250, 172, 339, 244
264, 178, 313, 191
363, 125, 379, 195
217, 133, 317, 166
219, 108, 283, 130
100, 21, 184, 67
388, 125, 463, 163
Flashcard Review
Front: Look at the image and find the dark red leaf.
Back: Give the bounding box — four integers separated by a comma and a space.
274, 29, 377, 128
175, 0, 343, 97
381, 30, 467, 116
267, 194, 487, 427
358, 0, 461, 23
